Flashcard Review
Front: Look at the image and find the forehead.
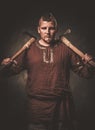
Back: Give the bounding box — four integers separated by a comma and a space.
39, 19, 55, 27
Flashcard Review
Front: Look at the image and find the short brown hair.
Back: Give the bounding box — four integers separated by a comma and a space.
38, 12, 58, 28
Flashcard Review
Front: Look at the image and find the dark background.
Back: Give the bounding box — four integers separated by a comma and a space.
0, 1, 95, 130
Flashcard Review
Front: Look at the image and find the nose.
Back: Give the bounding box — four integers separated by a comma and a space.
46, 28, 50, 33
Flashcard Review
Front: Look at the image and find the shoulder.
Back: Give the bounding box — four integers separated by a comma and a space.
56, 39, 70, 51
27, 40, 38, 50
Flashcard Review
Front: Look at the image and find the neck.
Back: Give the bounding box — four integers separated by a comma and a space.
39, 39, 50, 47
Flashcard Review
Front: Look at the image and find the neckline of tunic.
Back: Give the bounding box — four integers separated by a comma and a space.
35, 40, 59, 50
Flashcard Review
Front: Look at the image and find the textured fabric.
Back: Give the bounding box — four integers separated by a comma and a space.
4, 40, 94, 125
28, 122, 74, 130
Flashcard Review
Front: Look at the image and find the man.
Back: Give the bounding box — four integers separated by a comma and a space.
1, 13, 95, 130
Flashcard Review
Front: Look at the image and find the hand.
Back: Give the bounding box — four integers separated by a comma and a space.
82, 53, 93, 64
1, 58, 17, 66
1, 58, 12, 66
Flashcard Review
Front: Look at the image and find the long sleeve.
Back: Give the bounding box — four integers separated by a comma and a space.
69, 49, 95, 78
0, 50, 27, 77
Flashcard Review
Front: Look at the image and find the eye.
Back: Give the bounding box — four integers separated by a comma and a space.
49, 27, 55, 30
41, 27, 47, 30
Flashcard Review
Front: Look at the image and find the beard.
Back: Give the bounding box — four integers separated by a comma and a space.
44, 37, 52, 43
43, 35, 55, 44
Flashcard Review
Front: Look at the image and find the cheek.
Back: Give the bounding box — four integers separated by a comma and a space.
39, 32, 45, 38
38, 29, 44, 34
51, 31, 56, 36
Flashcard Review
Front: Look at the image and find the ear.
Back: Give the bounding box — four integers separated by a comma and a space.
55, 27, 58, 33
37, 26, 40, 34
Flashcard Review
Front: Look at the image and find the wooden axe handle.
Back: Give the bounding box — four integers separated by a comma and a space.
0, 37, 36, 71
61, 36, 95, 67
11, 37, 36, 60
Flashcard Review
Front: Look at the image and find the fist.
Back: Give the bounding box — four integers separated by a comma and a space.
82, 53, 92, 63
1, 58, 12, 65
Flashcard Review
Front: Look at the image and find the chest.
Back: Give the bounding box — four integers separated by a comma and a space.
26, 44, 70, 68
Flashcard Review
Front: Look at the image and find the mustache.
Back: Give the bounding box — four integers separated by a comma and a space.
45, 34, 51, 37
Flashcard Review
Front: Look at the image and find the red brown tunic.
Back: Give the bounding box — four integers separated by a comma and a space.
4, 40, 94, 124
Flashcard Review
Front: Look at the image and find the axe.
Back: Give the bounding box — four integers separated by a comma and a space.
0, 36, 36, 70
61, 29, 95, 67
